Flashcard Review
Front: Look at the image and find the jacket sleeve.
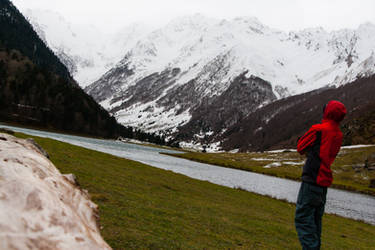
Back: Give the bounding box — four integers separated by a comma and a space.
297, 126, 317, 155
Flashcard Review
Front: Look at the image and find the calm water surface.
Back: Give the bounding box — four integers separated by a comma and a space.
2, 124, 375, 225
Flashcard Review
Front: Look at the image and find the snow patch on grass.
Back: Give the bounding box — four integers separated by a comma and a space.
263, 162, 282, 168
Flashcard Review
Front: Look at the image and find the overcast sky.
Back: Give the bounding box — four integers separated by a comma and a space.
12, 0, 375, 32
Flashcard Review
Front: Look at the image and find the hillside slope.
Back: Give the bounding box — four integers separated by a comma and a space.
218, 75, 375, 151
0, 48, 119, 137
0, 1, 71, 80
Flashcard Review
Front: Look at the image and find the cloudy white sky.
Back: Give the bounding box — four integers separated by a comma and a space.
12, 0, 375, 32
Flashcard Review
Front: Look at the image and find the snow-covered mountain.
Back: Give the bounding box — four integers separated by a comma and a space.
23, 9, 151, 87
85, 14, 375, 142
22, 10, 375, 148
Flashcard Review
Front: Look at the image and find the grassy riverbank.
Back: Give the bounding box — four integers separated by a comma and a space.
165, 146, 375, 196
14, 132, 375, 249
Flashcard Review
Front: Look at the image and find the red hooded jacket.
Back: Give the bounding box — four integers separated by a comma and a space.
297, 100, 347, 187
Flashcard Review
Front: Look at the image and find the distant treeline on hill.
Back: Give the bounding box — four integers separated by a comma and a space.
0, 48, 165, 144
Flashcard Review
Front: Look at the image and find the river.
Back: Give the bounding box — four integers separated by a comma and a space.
1, 124, 375, 225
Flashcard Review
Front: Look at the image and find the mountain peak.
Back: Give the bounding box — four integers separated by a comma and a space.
299, 26, 326, 34
232, 16, 263, 25
358, 22, 375, 32
166, 13, 215, 31
231, 16, 268, 32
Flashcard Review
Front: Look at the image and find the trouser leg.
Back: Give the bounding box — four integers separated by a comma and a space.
314, 188, 327, 249
295, 182, 326, 250
314, 205, 323, 248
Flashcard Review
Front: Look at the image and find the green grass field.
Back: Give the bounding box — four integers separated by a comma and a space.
13, 133, 375, 249
165, 146, 375, 196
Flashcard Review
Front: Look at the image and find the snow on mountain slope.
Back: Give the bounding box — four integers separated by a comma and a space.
21, 9, 375, 143
86, 15, 375, 137
23, 9, 151, 87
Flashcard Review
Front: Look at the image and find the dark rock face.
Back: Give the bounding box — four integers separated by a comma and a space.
330, 34, 358, 67
212, 74, 276, 128
274, 85, 290, 98
158, 51, 232, 113
157, 78, 202, 113
85, 58, 134, 103
110, 68, 181, 113
175, 72, 276, 143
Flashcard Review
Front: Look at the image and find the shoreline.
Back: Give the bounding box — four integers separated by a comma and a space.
162, 152, 375, 197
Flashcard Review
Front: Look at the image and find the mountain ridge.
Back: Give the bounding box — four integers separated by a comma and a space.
21, 10, 375, 149
84, 14, 374, 142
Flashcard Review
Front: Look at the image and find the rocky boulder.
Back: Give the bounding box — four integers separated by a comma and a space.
0, 133, 111, 250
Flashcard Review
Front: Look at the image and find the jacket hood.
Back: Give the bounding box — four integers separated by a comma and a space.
323, 100, 347, 123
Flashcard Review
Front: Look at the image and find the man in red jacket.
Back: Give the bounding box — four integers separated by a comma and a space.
295, 100, 347, 250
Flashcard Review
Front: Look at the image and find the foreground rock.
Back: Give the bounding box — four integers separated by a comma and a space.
0, 133, 111, 250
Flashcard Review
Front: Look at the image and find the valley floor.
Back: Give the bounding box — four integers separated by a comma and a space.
164, 145, 375, 196
14, 132, 375, 249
